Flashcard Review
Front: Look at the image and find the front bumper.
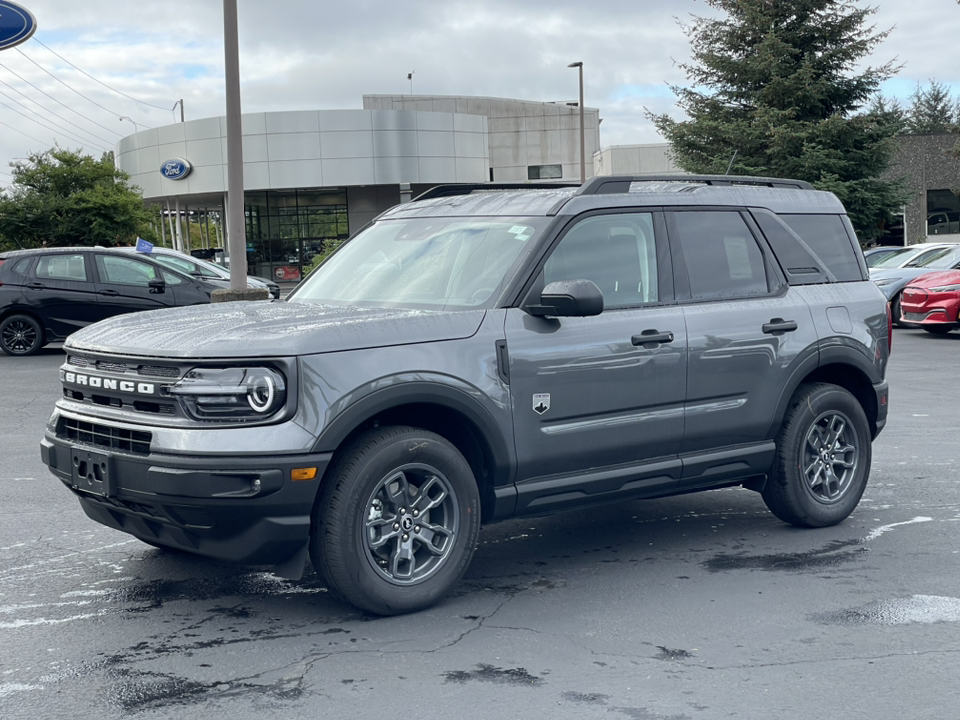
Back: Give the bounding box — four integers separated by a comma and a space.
41, 431, 331, 566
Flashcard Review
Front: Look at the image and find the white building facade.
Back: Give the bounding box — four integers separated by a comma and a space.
115, 96, 600, 281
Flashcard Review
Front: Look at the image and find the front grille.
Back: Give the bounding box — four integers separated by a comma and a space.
60, 417, 152, 455
68, 355, 92, 368
138, 365, 180, 379
97, 361, 129, 373
903, 312, 927, 322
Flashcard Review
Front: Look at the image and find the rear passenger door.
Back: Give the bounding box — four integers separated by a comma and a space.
25, 252, 103, 338
667, 209, 818, 486
506, 211, 687, 514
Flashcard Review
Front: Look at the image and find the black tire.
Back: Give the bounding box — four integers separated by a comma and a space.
310, 426, 481, 615
762, 383, 871, 528
0, 314, 43, 356
922, 325, 953, 335
892, 293, 917, 328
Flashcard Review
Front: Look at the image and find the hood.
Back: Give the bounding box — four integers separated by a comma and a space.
65, 302, 486, 358
905, 269, 960, 289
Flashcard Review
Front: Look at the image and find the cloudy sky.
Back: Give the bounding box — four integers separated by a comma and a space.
1, 0, 958, 187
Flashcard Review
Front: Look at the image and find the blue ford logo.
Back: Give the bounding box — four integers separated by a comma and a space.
160, 158, 192, 180
0, 1, 37, 51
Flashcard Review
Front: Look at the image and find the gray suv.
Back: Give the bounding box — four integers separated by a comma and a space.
41, 176, 891, 615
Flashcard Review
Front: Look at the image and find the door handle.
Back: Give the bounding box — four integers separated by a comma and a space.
632, 330, 674, 346
98, 289, 120, 297
762, 318, 798, 334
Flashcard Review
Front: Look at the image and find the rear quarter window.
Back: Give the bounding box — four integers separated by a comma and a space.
779, 214, 864, 282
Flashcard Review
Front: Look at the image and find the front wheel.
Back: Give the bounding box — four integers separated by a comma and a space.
762, 383, 871, 528
0, 314, 43, 356
311, 427, 481, 615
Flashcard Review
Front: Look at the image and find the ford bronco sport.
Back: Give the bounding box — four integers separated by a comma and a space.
41, 176, 891, 615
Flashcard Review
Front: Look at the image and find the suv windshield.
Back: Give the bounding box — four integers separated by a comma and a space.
915, 245, 960, 268
872, 247, 936, 268
288, 216, 549, 309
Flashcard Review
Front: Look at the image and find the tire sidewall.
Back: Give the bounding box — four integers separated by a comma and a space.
778, 385, 871, 527
323, 430, 480, 615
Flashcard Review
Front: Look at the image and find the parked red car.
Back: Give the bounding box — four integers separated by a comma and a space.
900, 269, 960, 334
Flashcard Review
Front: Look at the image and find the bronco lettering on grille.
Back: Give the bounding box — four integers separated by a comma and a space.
61, 371, 155, 395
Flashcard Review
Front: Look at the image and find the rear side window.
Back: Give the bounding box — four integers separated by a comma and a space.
36, 254, 89, 282
672, 211, 770, 300
780, 214, 863, 282
751, 210, 829, 285
12, 258, 33, 276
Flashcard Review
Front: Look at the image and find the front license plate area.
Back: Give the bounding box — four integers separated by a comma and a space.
71, 448, 114, 497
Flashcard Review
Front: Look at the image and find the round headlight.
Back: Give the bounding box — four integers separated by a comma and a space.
247, 373, 276, 413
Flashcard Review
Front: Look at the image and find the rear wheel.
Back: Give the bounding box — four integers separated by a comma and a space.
311, 426, 481, 615
762, 383, 871, 528
922, 325, 953, 335
0, 314, 43, 356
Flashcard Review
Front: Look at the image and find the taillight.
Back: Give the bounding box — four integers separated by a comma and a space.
886, 302, 893, 351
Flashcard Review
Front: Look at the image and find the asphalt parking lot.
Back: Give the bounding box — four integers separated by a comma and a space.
1, 329, 959, 719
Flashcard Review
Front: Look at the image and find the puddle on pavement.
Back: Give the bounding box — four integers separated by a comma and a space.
812, 595, 960, 626
702, 539, 867, 573
655, 646, 694, 661
443, 663, 544, 686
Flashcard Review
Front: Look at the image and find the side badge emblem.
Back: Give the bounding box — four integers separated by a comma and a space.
533, 393, 550, 415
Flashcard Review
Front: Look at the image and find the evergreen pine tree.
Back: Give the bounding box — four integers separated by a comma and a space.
649, 0, 906, 242
905, 81, 958, 134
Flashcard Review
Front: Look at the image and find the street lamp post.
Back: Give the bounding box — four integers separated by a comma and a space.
223, 0, 247, 291
118, 116, 140, 133
567, 61, 585, 184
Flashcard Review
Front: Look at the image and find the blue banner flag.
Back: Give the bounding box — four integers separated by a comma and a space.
136, 237, 154, 254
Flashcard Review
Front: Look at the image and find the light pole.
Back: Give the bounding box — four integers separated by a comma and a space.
223, 0, 247, 291
118, 116, 140, 133
567, 61, 585, 184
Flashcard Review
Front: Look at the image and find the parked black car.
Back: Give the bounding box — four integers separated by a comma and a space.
116, 247, 281, 299
0, 247, 217, 356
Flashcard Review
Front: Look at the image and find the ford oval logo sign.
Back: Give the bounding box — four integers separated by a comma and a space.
160, 158, 192, 180
0, 1, 37, 51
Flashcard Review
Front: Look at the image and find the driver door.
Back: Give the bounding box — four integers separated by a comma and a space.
504, 211, 687, 515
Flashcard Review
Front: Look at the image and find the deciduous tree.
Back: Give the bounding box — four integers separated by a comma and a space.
0, 148, 157, 251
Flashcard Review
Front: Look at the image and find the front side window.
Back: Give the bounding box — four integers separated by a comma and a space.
95, 255, 160, 287
673, 211, 770, 300
36, 254, 88, 282
289, 216, 551, 309
544, 213, 659, 307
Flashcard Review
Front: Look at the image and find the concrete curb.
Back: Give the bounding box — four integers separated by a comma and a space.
211, 287, 270, 303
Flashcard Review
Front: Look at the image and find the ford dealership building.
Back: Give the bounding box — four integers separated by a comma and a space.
115, 95, 601, 282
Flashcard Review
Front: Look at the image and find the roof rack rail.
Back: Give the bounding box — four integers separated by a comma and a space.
576, 174, 815, 195
414, 182, 580, 202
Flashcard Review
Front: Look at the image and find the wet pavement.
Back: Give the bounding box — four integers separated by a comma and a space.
2, 331, 959, 719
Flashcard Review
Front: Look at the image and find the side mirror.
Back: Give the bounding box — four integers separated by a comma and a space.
148, 278, 166, 294
527, 279, 603, 317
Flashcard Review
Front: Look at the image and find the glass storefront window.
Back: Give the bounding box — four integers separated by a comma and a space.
243, 189, 348, 282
